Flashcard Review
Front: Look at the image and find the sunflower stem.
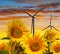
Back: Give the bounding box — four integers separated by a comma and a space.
47, 42, 50, 54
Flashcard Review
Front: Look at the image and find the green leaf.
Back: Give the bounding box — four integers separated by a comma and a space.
0, 51, 9, 54
1, 37, 10, 40
13, 49, 17, 54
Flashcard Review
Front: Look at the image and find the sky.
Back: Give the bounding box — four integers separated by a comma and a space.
0, 0, 60, 19
0, 0, 60, 31
0, 0, 36, 7
0, 0, 60, 6
0, 0, 60, 11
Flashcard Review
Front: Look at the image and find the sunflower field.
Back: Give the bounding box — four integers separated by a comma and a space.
0, 19, 60, 54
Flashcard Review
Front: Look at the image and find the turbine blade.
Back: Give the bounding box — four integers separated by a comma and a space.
52, 26, 59, 31
33, 7, 45, 16
42, 25, 50, 31
23, 10, 32, 17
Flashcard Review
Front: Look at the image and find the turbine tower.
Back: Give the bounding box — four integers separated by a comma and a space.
23, 7, 45, 36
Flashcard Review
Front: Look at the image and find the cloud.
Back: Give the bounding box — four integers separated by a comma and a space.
38, 2, 60, 8
10, 0, 60, 5
0, 7, 60, 15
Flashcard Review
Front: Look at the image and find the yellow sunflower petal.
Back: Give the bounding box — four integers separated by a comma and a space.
50, 40, 60, 54
44, 29, 58, 42
0, 43, 6, 52
23, 31, 47, 54
7, 19, 29, 39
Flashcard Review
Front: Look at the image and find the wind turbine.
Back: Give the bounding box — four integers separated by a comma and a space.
22, 7, 45, 36
42, 8, 59, 31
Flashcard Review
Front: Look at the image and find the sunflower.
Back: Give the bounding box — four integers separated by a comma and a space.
24, 32, 47, 54
0, 43, 6, 52
50, 40, 60, 54
44, 29, 57, 42
8, 40, 15, 54
7, 19, 29, 39
8, 45, 13, 54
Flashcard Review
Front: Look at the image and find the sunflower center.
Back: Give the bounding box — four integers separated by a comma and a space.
29, 42, 40, 52
11, 27, 23, 38
14, 29, 20, 36
54, 46, 60, 52
46, 36, 51, 40
46, 33, 55, 40
33, 43, 38, 48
